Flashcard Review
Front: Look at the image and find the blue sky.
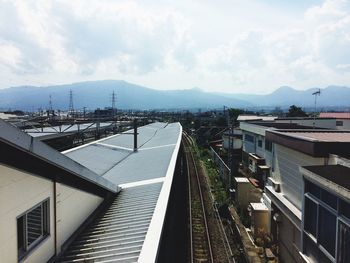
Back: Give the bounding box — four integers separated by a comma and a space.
0, 0, 349, 94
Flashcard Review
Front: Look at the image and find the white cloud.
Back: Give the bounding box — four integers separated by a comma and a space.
0, 0, 349, 93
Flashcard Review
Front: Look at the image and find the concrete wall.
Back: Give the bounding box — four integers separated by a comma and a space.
0, 164, 104, 262
56, 183, 103, 253
276, 212, 303, 263
0, 164, 55, 263
272, 144, 325, 210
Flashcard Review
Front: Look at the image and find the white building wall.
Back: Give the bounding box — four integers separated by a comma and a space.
56, 183, 103, 253
0, 164, 104, 262
335, 119, 350, 130
242, 131, 256, 153
255, 135, 265, 158
272, 145, 325, 210
0, 165, 55, 263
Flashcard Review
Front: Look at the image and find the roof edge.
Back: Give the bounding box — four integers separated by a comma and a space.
138, 122, 182, 263
0, 119, 119, 195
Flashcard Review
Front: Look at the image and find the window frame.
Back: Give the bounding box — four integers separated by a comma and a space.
17, 198, 50, 261
302, 180, 350, 263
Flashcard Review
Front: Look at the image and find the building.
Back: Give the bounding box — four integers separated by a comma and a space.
300, 164, 350, 263
0, 120, 183, 262
240, 121, 319, 188
320, 112, 350, 129
263, 130, 350, 263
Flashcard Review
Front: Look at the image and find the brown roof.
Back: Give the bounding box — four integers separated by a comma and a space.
320, 112, 350, 119
284, 131, 350, 142
266, 130, 350, 157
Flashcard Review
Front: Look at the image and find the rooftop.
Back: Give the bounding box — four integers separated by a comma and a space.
302, 165, 350, 191
320, 112, 350, 119
274, 130, 350, 142
58, 122, 182, 262
266, 130, 350, 157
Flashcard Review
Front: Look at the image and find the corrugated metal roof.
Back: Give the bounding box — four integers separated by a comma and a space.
58, 122, 182, 263
64, 122, 181, 185
58, 182, 162, 263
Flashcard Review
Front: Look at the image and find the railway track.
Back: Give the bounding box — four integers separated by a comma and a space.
183, 132, 214, 263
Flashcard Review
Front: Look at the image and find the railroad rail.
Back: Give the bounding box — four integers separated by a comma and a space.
183, 132, 214, 263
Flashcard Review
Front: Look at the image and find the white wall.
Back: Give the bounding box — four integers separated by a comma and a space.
272, 145, 325, 210
277, 118, 336, 129
0, 165, 55, 263
0, 164, 104, 262
56, 183, 103, 253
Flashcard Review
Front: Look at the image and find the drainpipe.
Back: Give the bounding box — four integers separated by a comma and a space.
134, 119, 138, 152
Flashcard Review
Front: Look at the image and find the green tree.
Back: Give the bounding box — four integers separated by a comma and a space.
228, 108, 244, 120
286, 105, 308, 117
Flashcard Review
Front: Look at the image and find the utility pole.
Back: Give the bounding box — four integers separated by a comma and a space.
312, 89, 321, 128
69, 89, 74, 118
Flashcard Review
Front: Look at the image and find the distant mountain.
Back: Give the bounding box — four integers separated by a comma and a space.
0, 80, 349, 111
0, 80, 251, 110
220, 85, 350, 107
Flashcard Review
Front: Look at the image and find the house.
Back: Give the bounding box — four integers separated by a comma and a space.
263, 130, 350, 263
319, 112, 350, 129
0, 120, 182, 262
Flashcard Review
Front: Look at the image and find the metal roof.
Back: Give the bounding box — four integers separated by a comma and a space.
59, 182, 163, 262
64, 122, 181, 185
59, 122, 182, 262
0, 119, 118, 196
25, 122, 114, 138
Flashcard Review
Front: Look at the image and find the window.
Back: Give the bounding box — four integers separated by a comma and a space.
318, 206, 336, 257
338, 221, 350, 263
245, 134, 254, 143
258, 139, 262, 148
303, 179, 350, 262
17, 199, 50, 260
304, 197, 318, 237
265, 140, 272, 152
336, 121, 343, 126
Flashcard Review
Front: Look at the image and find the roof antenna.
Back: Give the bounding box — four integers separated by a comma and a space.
312, 88, 321, 128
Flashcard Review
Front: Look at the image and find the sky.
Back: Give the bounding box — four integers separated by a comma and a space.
0, 0, 350, 94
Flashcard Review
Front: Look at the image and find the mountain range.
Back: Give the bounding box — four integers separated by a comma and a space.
0, 80, 349, 111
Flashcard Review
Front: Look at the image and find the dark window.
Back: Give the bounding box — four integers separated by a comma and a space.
245, 134, 254, 143
321, 189, 337, 210
318, 206, 336, 257
336, 121, 343, 126
258, 139, 262, 148
338, 221, 350, 263
265, 140, 272, 152
305, 197, 318, 237
17, 199, 50, 260
340, 199, 350, 219
306, 180, 320, 198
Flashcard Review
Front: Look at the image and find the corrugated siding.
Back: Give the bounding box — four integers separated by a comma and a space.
273, 144, 325, 210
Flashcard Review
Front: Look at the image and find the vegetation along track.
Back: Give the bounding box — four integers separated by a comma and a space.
183, 132, 214, 263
